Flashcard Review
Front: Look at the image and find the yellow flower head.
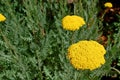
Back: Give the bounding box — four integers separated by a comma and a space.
67, 40, 106, 70
62, 15, 85, 31
104, 2, 113, 8
0, 14, 6, 22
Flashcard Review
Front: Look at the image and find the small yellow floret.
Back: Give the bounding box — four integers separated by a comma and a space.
104, 2, 113, 8
0, 14, 6, 22
62, 15, 85, 31
67, 40, 106, 70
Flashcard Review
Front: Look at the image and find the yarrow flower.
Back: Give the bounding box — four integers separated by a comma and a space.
67, 40, 106, 70
104, 2, 113, 8
62, 15, 85, 31
0, 14, 6, 22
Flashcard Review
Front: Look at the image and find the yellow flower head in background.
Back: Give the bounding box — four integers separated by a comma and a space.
0, 14, 6, 22
67, 40, 106, 70
62, 15, 85, 31
104, 2, 113, 8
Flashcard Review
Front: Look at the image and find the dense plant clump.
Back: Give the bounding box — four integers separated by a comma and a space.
0, 0, 120, 80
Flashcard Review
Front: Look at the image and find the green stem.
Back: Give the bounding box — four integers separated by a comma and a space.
100, 8, 109, 21
71, 31, 76, 44
111, 67, 120, 74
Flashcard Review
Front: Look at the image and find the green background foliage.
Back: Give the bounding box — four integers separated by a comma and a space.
0, 0, 120, 80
